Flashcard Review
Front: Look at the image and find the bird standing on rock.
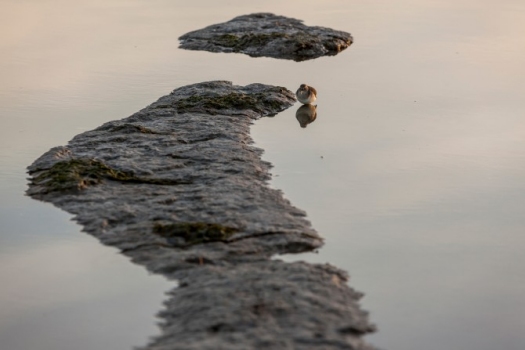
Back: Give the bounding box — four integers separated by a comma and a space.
296, 84, 317, 104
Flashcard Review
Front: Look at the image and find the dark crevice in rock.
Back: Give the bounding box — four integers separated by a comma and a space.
97, 123, 164, 135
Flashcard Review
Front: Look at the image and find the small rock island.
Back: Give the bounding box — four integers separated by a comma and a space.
179, 13, 353, 61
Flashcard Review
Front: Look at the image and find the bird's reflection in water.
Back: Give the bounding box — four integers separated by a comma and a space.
295, 104, 317, 128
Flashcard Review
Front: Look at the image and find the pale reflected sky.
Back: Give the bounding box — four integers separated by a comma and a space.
1, 1, 525, 349
0, 201, 173, 350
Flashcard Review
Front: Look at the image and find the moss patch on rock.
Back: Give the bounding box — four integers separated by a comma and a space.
30, 159, 134, 193
212, 33, 287, 51
153, 221, 239, 247
176, 91, 286, 115
212, 32, 339, 59
29, 158, 192, 194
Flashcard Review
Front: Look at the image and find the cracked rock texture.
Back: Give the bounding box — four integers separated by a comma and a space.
179, 13, 353, 61
27, 81, 375, 350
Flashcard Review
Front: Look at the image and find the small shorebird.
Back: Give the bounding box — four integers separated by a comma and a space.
296, 84, 317, 104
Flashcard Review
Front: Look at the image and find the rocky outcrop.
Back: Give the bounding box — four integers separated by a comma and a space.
179, 13, 353, 61
27, 81, 375, 349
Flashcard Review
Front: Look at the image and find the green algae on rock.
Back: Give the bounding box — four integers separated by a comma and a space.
28, 157, 193, 195
153, 221, 239, 247
211, 32, 288, 51
179, 13, 353, 61
175, 90, 289, 115
29, 158, 134, 193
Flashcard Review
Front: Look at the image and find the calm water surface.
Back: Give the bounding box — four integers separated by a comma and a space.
1, 1, 525, 349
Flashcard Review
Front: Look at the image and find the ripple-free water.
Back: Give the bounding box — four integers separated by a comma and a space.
2, 1, 525, 349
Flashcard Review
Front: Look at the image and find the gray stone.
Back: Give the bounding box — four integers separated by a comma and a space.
179, 13, 353, 61
27, 81, 375, 349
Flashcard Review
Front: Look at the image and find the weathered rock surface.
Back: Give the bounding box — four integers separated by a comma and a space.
27, 81, 375, 349
179, 13, 353, 61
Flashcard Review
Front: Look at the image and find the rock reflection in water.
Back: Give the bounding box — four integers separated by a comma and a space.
296, 104, 317, 128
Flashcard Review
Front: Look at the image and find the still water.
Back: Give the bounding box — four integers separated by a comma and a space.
1, 1, 525, 349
